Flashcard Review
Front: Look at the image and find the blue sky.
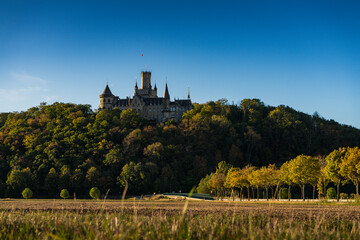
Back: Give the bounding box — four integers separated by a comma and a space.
0, 0, 359, 128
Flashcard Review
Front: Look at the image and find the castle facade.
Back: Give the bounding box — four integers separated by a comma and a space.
100, 71, 192, 122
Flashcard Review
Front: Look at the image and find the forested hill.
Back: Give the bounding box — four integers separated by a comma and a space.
0, 99, 359, 197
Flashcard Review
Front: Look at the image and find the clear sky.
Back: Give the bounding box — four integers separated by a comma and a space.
0, 0, 359, 128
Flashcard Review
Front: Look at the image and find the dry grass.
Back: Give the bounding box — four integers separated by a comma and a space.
1, 199, 360, 239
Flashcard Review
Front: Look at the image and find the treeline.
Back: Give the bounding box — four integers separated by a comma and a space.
198, 147, 360, 201
0, 99, 359, 198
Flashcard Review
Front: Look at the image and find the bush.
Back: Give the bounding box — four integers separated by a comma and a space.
89, 187, 101, 199
327, 187, 336, 199
279, 188, 288, 199
22, 188, 33, 199
340, 193, 348, 199
60, 189, 70, 199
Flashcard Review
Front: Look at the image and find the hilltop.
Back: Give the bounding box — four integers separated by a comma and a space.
0, 99, 359, 197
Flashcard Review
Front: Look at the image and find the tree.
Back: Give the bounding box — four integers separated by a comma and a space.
89, 187, 101, 199
44, 168, 59, 197
197, 174, 212, 194
327, 187, 336, 199
288, 155, 320, 201
59, 165, 71, 190
22, 188, 33, 199
86, 167, 100, 187
224, 168, 242, 200
279, 161, 293, 201
117, 162, 146, 194
248, 168, 262, 200
325, 147, 348, 202
208, 172, 226, 199
6, 167, 34, 196
339, 147, 360, 197
317, 156, 330, 199
60, 189, 70, 199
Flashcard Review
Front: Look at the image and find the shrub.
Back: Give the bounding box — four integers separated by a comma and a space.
340, 193, 348, 199
60, 189, 70, 199
22, 188, 33, 199
326, 187, 336, 199
89, 187, 101, 199
279, 188, 288, 199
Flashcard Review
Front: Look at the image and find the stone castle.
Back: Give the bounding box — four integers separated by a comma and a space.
100, 71, 192, 122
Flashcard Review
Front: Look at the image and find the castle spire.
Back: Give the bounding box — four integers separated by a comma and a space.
100, 84, 114, 97
187, 87, 190, 99
164, 82, 170, 99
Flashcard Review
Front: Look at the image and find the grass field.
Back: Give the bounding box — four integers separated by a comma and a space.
1, 199, 360, 239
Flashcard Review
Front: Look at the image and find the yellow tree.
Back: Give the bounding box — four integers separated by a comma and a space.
208, 172, 226, 199
279, 161, 293, 201
224, 167, 241, 200
248, 168, 261, 200
325, 147, 348, 202
225, 166, 254, 201
317, 156, 330, 199
339, 147, 360, 197
242, 165, 255, 201
256, 164, 279, 200
288, 155, 320, 201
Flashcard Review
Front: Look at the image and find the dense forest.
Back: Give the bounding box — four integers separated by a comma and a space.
0, 99, 359, 198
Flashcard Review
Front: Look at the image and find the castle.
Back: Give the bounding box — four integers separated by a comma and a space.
100, 71, 192, 122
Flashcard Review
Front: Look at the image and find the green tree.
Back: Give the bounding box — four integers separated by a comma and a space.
117, 162, 146, 194
89, 187, 101, 199
86, 167, 100, 187
325, 147, 348, 202
339, 147, 360, 197
59, 165, 71, 190
44, 168, 58, 197
6, 167, 34, 196
197, 174, 212, 194
60, 189, 70, 199
22, 188, 33, 199
327, 187, 336, 199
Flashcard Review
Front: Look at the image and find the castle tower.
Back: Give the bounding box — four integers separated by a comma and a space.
141, 71, 151, 89
99, 84, 114, 110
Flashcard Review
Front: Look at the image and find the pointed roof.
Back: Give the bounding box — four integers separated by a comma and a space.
187, 87, 190, 99
100, 84, 114, 97
154, 82, 157, 90
164, 83, 170, 99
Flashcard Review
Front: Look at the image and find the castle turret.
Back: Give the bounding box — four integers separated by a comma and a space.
100, 84, 114, 110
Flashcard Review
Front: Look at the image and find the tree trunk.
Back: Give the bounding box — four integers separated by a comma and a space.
231, 188, 234, 201
240, 188, 243, 201
356, 181, 359, 198
337, 181, 340, 202
274, 182, 280, 200
312, 185, 316, 199
288, 185, 291, 201
301, 184, 305, 201
266, 187, 269, 201
323, 179, 326, 199
257, 187, 259, 201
